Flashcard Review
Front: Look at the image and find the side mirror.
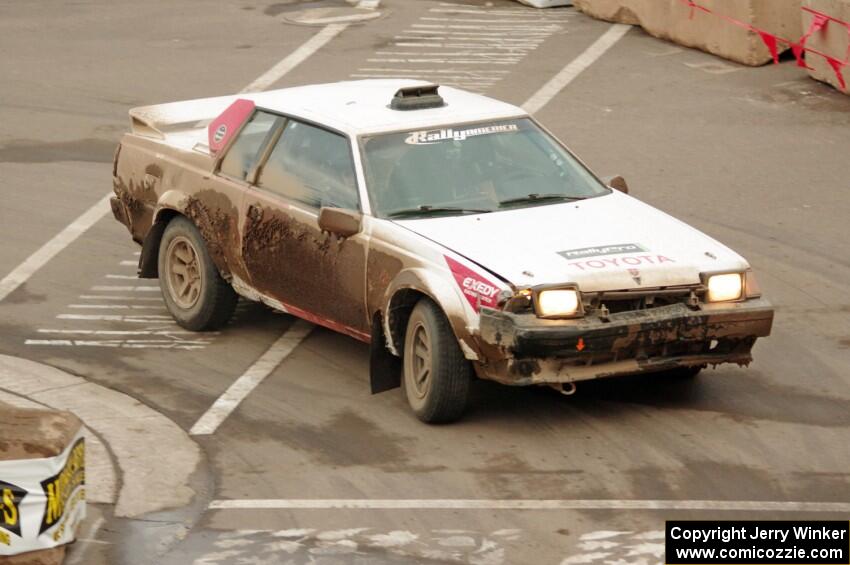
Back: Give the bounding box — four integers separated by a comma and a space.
318, 207, 362, 238
602, 175, 629, 194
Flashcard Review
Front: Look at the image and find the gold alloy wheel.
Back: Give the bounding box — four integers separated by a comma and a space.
409, 321, 432, 399
165, 235, 203, 309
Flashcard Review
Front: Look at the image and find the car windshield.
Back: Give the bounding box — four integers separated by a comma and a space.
360, 118, 609, 218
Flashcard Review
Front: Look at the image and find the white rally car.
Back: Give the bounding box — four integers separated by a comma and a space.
111, 80, 774, 423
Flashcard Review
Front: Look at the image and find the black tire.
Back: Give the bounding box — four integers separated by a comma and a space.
158, 216, 237, 331
402, 298, 472, 423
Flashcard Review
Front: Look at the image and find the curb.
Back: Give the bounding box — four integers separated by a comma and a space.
0, 354, 202, 519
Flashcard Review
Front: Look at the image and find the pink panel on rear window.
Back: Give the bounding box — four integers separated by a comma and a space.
208, 99, 256, 154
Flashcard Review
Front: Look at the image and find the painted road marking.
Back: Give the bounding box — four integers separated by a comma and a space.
241, 24, 349, 93
0, 23, 349, 303
351, 2, 571, 93
27, 254, 220, 349
190, 319, 314, 435
187, 527, 518, 565
67, 304, 165, 309
91, 285, 160, 291
25, 339, 211, 349
78, 295, 162, 301
37, 329, 214, 335
58, 314, 172, 320
209, 499, 850, 512
562, 529, 665, 565
0, 194, 113, 303
523, 24, 631, 114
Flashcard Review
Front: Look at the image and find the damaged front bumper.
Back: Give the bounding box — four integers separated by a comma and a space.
477, 299, 774, 385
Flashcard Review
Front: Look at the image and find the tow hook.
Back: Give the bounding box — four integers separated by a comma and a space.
559, 382, 577, 396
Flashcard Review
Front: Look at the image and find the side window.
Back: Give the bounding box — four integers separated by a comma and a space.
256, 120, 359, 210
219, 111, 279, 180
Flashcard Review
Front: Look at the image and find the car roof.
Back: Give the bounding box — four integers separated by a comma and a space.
247, 79, 529, 136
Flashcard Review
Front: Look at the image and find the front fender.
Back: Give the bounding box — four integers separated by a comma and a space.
382, 267, 480, 360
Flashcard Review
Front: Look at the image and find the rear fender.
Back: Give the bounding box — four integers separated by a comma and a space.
137, 191, 190, 278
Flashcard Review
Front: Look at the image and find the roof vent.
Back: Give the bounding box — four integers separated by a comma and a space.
390, 84, 445, 111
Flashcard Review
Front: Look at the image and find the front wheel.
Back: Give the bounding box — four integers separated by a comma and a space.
158, 216, 238, 331
403, 298, 472, 423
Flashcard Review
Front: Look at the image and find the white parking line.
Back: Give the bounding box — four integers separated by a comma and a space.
91, 285, 161, 292
37, 329, 211, 335
241, 24, 349, 93
190, 319, 314, 435
67, 304, 164, 309
58, 314, 172, 321
208, 499, 850, 512
0, 194, 113, 303
78, 295, 162, 301
25, 339, 210, 349
522, 24, 631, 115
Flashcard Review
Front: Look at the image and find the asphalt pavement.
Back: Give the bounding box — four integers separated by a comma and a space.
1, 0, 849, 564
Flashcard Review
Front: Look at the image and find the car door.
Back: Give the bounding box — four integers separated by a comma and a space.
205, 109, 283, 284
239, 117, 369, 339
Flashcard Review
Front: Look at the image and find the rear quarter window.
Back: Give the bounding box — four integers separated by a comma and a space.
219, 111, 279, 180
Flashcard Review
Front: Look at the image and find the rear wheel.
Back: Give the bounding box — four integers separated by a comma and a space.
403, 298, 471, 423
158, 216, 237, 331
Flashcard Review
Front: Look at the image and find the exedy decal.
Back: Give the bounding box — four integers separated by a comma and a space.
405, 124, 519, 145
39, 438, 85, 535
445, 256, 500, 312
0, 480, 26, 540
558, 243, 647, 260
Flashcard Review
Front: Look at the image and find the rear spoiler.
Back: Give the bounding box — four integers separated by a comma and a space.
128, 93, 250, 139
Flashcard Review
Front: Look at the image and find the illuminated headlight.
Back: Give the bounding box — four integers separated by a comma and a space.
536, 289, 581, 318
706, 273, 743, 302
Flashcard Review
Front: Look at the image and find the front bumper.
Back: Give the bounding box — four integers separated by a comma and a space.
477, 299, 774, 385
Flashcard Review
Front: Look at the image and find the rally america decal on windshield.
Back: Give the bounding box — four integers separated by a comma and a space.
445, 256, 500, 312
405, 123, 519, 145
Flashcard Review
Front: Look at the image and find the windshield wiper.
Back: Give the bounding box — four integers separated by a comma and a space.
498, 193, 586, 207
387, 205, 491, 218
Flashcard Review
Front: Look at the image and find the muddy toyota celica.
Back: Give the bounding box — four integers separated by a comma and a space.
111, 79, 774, 423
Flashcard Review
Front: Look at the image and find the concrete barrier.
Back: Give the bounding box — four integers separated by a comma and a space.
803, 0, 850, 92
574, 0, 802, 66
0, 403, 84, 563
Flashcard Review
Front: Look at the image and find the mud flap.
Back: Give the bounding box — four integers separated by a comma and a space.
370, 314, 401, 394
138, 221, 167, 278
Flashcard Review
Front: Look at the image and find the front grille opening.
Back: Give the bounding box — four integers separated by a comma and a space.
585, 286, 704, 315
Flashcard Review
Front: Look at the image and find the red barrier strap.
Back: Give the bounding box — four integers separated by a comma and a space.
678, 0, 848, 91
757, 30, 779, 64
802, 6, 850, 30
826, 56, 848, 90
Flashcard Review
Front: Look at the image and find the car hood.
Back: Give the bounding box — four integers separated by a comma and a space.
393, 191, 749, 291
